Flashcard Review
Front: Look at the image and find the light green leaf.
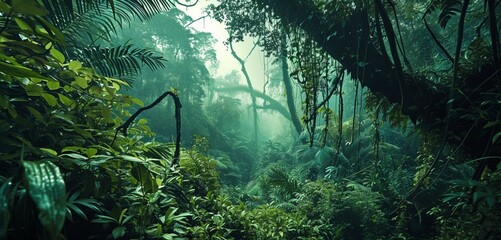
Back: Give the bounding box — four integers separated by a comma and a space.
68, 60, 82, 71
25, 84, 44, 96
130, 97, 144, 107
40, 148, 57, 156
22, 161, 66, 240
50, 47, 65, 63
57, 93, 74, 107
73, 77, 88, 89
85, 148, 98, 158
47, 80, 60, 90
101, 107, 112, 120
44, 42, 53, 51
42, 93, 58, 106
14, 17, 32, 31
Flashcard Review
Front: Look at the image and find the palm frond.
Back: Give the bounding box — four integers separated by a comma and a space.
267, 168, 301, 199
76, 44, 166, 79
438, 0, 461, 28
40, 0, 174, 43
423, 0, 462, 28
424, 0, 444, 16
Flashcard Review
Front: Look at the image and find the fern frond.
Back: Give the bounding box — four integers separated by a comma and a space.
76, 44, 166, 78
423, 0, 462, 28
424, 0, 444, 16
438, 0, 462, 28
267, 168, 301, 198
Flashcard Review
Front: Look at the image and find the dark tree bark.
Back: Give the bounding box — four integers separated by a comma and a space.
253, 0, 500, 171
280, 31, 303, 134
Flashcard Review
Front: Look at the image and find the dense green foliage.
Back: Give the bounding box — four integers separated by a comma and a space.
0, 0, 500, 239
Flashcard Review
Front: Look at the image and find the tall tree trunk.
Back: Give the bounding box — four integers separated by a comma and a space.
280, 30, 303, 134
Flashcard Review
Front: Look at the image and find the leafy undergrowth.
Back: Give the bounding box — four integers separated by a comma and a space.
1, 1, 500, 239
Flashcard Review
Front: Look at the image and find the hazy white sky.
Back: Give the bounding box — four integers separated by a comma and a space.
176, 1, 290, 140
177, 0, 267, 89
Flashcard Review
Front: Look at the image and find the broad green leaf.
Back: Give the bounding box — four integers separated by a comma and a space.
112, 226, 126, 239
68, 60, 82, 71
85, 148, 98, 158
57, 93, 74, 107
47, 80, 60, 90
105, 86, 116, 97
0, 62, 49, 80
0, 94, 8, 108
45, 42, 53, 51
101, 107, 112, 120
0, 178, 12, 239
63, 85, 74, 92
50, 47, 65, 63
42, 93, 58, 106
59, 153, 87, 160
138, 118, 148, 125
485, 195, 496, 208
12, 0, 48, 15
110, 78, 129, 87
118, 208, 127, 224
14, 17, 32, 31
483, 121, 500, 129
25, 84, 44, 96
52, 113, 74, 124
34, 16, 66, 45
131, 164, 151, 185
73, 77, 88, 89
112, 82, 120, 91
130, 97, 144, 107
26, 106, 45, 123
22, 161, 66, 240
0, 2, 11, 13
6, 104, 17, 118
40, 148, 57, 156
91, 214, 118, 224
89, 86, 102, 94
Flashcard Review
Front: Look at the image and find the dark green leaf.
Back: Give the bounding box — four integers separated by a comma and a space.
112, 226, 126, 239
22, 161, 66, 240
12, 0, 48, 15
0, 178, 12, 239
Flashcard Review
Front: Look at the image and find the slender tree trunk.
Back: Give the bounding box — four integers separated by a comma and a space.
229, 39, 259, 144
280, 31, 303, 134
